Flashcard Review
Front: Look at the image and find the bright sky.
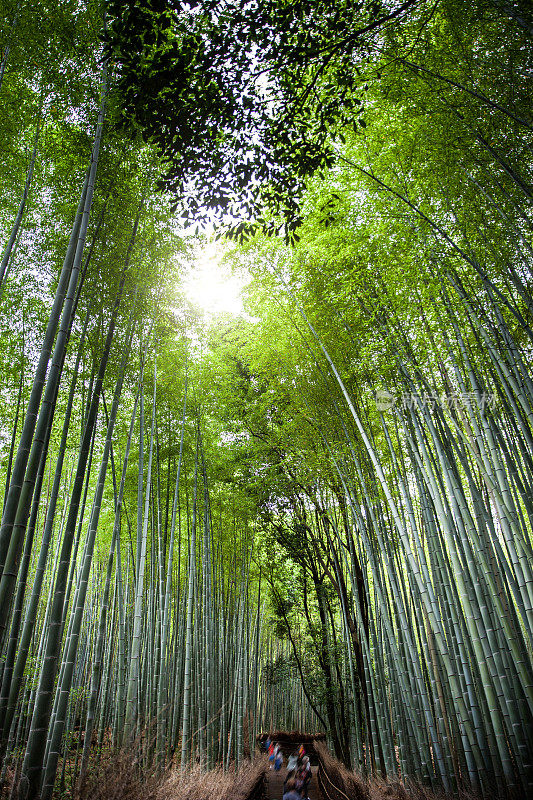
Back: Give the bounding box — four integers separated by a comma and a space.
183, 239, 249, 316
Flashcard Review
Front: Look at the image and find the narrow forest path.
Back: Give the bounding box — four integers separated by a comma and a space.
265, 759, 320, 800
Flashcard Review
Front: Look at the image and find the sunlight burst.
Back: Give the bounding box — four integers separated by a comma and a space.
184, 240, 247, 316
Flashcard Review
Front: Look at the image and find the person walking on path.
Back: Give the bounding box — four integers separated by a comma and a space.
268, 741, 276, 768
284, 750, 299, 793
282, 778, 302, 800
287, 751, 298, 773
295, 756, 312, 800
269, 742, 282, 770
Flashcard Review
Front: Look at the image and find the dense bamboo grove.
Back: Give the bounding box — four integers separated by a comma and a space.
0, 356, 277, 798
0, 0, 532, 799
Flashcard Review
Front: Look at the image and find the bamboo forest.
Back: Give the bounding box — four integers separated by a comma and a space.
0, 1, 532, 799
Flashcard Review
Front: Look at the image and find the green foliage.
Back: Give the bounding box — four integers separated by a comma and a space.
103, 0, 414, 238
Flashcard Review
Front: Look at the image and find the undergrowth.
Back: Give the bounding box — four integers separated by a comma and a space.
78, 751, 264, 800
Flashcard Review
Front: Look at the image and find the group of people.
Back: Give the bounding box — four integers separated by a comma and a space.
266, 739, 283, 771
264, 738, 312, 800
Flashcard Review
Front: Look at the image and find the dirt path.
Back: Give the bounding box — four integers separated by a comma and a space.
265, 759, 320, 800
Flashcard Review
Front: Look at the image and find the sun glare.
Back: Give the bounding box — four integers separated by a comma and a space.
184, 240, 247, 316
